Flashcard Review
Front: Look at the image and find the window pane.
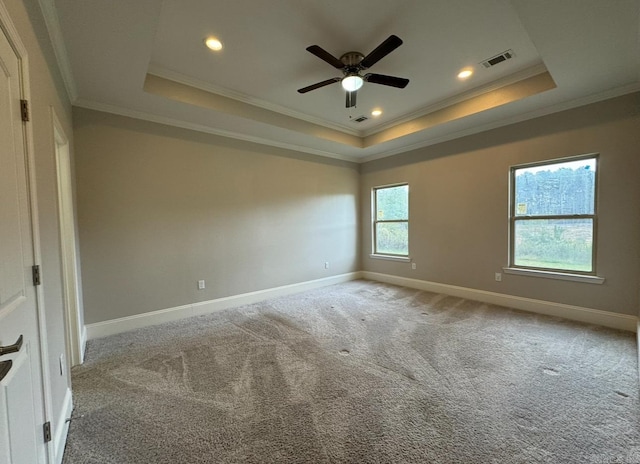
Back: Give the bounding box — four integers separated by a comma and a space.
514, 158, 596, 216
514, 218, 593, 272
376, 185, 408, 221
375, 222, 408, 255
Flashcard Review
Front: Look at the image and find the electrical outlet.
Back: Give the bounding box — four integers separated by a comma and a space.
495, 272, 502, 282
198, 280, 205, 290
324, 262, 329, 269
411, 262, 416, 270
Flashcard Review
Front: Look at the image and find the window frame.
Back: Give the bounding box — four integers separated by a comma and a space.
508, 153, 599, 276
372, 183, 409, 258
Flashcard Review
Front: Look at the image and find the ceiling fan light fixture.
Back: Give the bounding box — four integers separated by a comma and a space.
341, 75, 363, 92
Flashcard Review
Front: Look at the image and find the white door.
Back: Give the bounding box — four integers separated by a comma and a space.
0, 21, 49, 464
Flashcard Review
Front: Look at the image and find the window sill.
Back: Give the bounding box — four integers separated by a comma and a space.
369, 254, 411, 263
502, 267, 605, 284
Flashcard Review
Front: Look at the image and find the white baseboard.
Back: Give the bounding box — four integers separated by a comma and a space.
85, 272, 363, 339
53, 388, 72, 464
85, 270, 636, 339
362, 272, 638, 332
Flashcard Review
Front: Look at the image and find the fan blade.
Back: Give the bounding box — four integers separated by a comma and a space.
306, 45, 345, 69
297, 77, 341, 93
364, 73, 409, 88
345, 90, 357, 108
360, 35, 403, 69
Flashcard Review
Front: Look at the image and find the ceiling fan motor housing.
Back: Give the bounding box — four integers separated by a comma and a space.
340, 52, 365, 72
297, 35, 409, 108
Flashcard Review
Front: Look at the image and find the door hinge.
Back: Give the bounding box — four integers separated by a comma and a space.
20, 99, 29, 122
43, 421, 51, 443
32, 265, 41, 286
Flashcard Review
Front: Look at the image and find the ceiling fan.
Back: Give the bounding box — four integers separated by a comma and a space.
298, 35, 410, 108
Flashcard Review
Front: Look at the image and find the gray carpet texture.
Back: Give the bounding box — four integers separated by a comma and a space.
63, 280, 639, 464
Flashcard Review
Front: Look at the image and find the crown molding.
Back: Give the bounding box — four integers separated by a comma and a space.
37, 0, 78, 102
359, 81, 640, 163
147, 63, 361, 137
74, 80, 640, 167
363, 63, 549, 138
73, 99, 359, 163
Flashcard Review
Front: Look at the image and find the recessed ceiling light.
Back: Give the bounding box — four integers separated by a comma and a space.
204, 37, 223, 51
457, 68, 473, 79
371, 109, 382, 117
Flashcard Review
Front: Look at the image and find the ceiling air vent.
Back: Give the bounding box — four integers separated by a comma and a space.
352, 115, 368, 123
481, 49, 515, 68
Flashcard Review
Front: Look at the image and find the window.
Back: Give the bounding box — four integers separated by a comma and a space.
373, 184, 409, 256
510, 155, 598, 274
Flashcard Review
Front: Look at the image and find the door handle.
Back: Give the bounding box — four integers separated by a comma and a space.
0, 335, 23, 357
0, 360, 12, 382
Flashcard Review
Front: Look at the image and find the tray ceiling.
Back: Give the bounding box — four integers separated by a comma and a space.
47, 0, 640, 161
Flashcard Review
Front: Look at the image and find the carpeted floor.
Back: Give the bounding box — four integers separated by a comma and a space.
63, 280, 639, 463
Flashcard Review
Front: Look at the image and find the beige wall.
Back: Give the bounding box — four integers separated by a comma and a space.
361, 92, 640, 316
73, 108, 360, 325
76, 93, 639, 327
5, 0, 76, 446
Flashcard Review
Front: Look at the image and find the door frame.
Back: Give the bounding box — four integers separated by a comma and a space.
52, 107, 84, 367
0, 1, 54, 461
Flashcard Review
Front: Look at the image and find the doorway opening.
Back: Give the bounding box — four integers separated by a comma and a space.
53, 109, 84, 366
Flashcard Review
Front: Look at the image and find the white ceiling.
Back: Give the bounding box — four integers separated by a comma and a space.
46, 0, 640, 162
